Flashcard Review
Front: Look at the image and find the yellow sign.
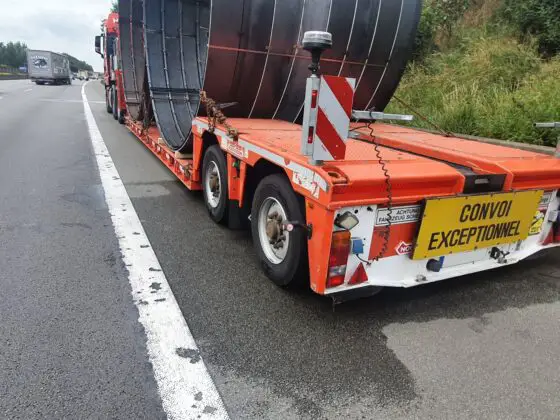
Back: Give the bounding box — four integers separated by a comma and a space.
413, 190, 543, 260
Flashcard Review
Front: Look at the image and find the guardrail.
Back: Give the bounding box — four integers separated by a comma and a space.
0, 65, 27, 80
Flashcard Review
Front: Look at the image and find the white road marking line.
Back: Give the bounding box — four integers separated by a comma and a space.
24, 88, 32, 92
81, 82, 229, 420
40, 98, 105, 104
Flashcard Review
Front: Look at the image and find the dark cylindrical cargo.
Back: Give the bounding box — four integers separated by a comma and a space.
139, 0, 422, 151
119, 0, 150, 121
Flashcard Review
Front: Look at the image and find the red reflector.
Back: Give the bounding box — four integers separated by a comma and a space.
348, 263, 368, 285
308, 126, 314, 144
327, 231, 351, 288
311, 89, 318, 109
327, 275, 345, 288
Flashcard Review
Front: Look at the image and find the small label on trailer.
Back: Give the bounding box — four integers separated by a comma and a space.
376, 205, 421, 226
413, 191, 543, 260
221, 137, 248, 159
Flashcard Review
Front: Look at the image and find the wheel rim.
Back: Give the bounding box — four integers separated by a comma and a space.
204, 161, 221, 209
258, 197, 290, 265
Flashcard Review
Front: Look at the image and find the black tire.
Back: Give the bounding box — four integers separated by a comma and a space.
106, 87, 113, 114
118, 96, 126, 124
202, 145, 229, 224
112, 87, 118, 120
251, 174, 309, 288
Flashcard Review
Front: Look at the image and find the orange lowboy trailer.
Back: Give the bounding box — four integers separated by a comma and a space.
122, 113, 560, 298
112, 31, 560, 300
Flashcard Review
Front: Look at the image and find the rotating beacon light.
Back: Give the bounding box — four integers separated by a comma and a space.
300, 31, 332, 158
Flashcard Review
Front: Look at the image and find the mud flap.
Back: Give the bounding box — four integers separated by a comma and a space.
227, 200, 249, 230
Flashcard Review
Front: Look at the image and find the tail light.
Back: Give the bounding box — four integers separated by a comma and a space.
327, 230, 351, 288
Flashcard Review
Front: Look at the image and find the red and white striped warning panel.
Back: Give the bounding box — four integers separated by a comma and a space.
313, 76, 356, 161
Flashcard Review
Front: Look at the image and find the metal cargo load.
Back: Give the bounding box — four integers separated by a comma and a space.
26, 50, 71, 85
119, 0, 422, 152
119, 0, 150, 121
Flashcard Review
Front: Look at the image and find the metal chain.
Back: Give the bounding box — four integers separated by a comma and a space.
200, 90, 239, 141
368, 122, 393, 261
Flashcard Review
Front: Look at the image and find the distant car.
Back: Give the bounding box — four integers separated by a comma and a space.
85, 77, 90, 81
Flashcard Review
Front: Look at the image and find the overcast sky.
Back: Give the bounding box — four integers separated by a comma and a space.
0, 0, 113, 72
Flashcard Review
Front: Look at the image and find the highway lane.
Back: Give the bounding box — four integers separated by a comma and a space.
0, 79, 34, 97
0, 80, 166, 419
83, 81, 560, 419
0, 78, 558, 419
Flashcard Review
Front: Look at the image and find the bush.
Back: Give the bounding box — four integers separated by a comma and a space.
414, 0, 472, 59
387, 34, 560, 146
500, 0, 560, 56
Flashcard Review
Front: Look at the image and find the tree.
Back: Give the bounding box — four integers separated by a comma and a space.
111, 1, 118, 13
62, 53, 94, 73
0, 41, 28, 68
501, 0, 560, 57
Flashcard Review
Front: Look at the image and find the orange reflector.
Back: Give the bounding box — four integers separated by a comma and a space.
348, 263, 368, 285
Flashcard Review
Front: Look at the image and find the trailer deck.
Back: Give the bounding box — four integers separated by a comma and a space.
123, 115, 560, 295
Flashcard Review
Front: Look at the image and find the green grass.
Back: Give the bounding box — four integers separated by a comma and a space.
387, 28, 560, 146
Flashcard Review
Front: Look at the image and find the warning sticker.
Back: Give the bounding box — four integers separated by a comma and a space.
395, 241, 414, 255
529, 210, 547, 236
376, 205, 422, 226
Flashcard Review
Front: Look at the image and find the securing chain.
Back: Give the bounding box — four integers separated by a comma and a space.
392, 95, 454, 138
200, 90, 239, 141
368, 122, 393, 261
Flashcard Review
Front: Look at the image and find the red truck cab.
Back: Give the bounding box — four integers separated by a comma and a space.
95, 12, 126, 124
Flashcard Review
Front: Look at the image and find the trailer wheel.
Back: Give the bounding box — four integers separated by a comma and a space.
106, 87, 113, 114
251, 174, 308, 287
112, 87, 119, 120
118, 108, 126, 125
202, 145, 228, 224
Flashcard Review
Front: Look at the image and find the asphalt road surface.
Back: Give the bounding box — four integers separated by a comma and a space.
1, 78, 559, 419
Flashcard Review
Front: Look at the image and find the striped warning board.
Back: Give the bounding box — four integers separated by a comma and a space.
313, 76, 356, 161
